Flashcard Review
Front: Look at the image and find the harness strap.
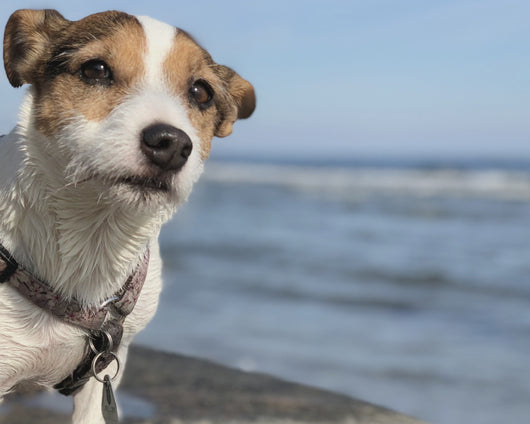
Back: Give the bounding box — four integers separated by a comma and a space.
0, 244, 18, 283
0, 242, 150, 395
54, 322, 124, 395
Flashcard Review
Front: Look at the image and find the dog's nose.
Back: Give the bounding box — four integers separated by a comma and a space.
141, 124, 193, 171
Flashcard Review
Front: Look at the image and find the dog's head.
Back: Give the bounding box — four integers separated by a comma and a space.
3, 9, 255, 209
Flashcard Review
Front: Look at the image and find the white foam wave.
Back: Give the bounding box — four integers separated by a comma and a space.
203, 162, 530, 201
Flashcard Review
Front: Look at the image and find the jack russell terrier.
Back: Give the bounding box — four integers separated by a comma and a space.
0, 9, 255, 423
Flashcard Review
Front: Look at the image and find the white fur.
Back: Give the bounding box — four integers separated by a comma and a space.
136, 15, 177, 86
0, 14, 205, 424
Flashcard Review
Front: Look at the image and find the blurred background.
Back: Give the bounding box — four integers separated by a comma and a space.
0, 2, 529, 424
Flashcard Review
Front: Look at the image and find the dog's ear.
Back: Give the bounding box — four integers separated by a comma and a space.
3, 9, 69, 87
213, 65, 256, 138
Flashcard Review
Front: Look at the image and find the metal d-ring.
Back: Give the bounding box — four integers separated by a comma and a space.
91, 351, 121, 383
89, 330, 114, 355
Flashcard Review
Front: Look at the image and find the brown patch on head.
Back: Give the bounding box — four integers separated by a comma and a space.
4, 10, 256, 154
4, 9, 68, 87
3, 9, 146, 136
163, 32, 215, 159
163, 31, 255, 160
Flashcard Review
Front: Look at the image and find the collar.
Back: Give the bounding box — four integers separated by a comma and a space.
0, 242, 149, 331
0, 242, 150, 395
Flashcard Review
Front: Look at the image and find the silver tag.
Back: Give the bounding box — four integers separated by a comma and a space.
102, 374, 119, 424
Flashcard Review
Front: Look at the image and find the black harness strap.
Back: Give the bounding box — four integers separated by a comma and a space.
0, 243, 18, 283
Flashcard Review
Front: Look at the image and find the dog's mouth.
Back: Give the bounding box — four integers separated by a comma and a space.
68, 171, 177, 195
117, 175, 172, 192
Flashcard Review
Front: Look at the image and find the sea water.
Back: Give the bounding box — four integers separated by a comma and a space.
137, 157, 530, 424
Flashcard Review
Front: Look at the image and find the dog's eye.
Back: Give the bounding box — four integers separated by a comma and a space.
189, 80, 214, 108
80, 60, 113, 86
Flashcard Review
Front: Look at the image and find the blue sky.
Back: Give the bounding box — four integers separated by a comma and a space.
0, 1, 528, 160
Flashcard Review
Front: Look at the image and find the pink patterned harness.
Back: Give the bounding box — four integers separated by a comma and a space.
0, 243, 149, 395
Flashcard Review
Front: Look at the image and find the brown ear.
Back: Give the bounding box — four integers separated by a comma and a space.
213, 65, 256, 138
3, 9, 69, 87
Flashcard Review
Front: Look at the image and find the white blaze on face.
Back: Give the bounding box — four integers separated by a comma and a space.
136, 16, 176, 88
133, 15, 204, 198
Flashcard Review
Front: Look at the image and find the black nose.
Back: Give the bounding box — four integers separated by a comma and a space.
141, 124, 193, 171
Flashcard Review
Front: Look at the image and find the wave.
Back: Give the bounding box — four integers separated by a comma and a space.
202, 161, 530, 201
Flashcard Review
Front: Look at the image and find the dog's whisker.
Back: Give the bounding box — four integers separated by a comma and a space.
54, 176, 93, 193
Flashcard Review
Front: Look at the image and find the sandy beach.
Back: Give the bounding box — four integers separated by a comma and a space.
0, 345, 428, 424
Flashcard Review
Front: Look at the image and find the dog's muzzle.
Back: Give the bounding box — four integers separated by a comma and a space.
140, 123, 193, 172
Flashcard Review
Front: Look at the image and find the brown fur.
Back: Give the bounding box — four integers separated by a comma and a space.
4, 10, 146, 136
163, 32, 218, 159
3, 9, 255, 145
164, 31, 255, 159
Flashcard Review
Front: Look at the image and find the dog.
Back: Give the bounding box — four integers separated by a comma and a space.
0, 9, 254, 423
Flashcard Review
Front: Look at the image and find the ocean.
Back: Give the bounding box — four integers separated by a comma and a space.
136, 157, 530, 424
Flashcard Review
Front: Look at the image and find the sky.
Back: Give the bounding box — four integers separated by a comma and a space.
0, 0, 528, 160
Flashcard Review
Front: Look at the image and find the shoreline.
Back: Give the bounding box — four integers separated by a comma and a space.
1, 345, 428, 424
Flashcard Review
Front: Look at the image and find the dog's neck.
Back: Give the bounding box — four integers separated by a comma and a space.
0, 102, 171, 306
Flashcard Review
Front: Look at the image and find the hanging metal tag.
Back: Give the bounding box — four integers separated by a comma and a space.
102, 374, 119, 424
90, 331, 121, 424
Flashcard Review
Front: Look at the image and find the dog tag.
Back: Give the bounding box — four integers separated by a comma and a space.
102, 375, 119, 424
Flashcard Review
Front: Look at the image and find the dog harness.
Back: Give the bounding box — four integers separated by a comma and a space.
0, 242, 149, 396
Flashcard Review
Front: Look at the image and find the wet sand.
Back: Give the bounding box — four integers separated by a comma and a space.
1, 345, 428, 424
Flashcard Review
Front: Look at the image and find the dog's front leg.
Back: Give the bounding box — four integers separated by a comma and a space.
72, 344, 129, 424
